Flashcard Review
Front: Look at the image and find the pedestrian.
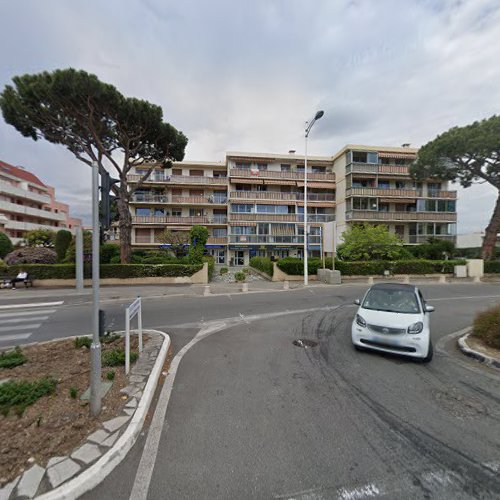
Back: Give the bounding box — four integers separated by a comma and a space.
10, 269, 28, 290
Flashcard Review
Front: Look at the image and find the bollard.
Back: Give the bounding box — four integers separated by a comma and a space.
438, 275, 446, 284
473, 275, 481, 283
241, 282, 248, 292
283, 280, 289, 290
203, 285, 211, 296
368, 276, 374, 285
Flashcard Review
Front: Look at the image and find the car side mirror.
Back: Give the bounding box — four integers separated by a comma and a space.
425, 305, 435, 313
354, 299, 361, 305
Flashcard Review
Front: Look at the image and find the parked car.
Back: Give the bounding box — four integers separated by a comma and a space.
351, 283, 434, 362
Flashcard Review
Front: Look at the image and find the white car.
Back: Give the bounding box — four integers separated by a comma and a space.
351, 283, 434, 362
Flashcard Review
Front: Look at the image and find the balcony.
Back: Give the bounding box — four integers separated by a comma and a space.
131, 194, 228, 204
229, 235, 321, 245
128, 174, 228, 186
229, 168, 335, 182
132, 215, 228, 225
229, 191, 334, 202
345, 187, 457, 199
346, 163, 409, 176
4, 220, 60, 232
0, 181, 51, 204
229, 213, 334, 223
0, 200, 66, 222
346, 211, 457, 222
408, 235, 456, 244
427, 190, 457, 199
207, 237, 227, 245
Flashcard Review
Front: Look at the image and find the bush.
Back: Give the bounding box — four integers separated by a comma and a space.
74, 336, 92, 348
100, 243, 120, 264
4, 247, 57, 265
69, 387, 77, 399
55, 230, 72, 262
276, 257, 322, 276
249, 257, 273, 276
203, 255, 215, 280
102, 349, 138, 367
405, 238, 456, 260
24, 229, 56, 248
220, 267, 229, 275
0, 347, 27, 369
110, 255, 121, 264
471, 304, 500, 349
484, 261, 500, 273
453, 247, 484, 259
106, 371, 115, 381
0, 377, 57, 416
0, 232, 13, 258
234, 271, 246, 282
188, 225, 208, 263
65, 230, 92, 262
334, 260, 388, 275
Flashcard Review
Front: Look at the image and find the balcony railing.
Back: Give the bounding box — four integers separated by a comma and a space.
132, 215, 228, 224
131, 194, 227, 204
0, 200, 66, 221
345, 187, 457, 199
229, 168, 335, 182
128, 174, 228, 185
229, 235, 321, 244
0, 181, 51, 204
4, 220, 60, 232
207, 237, 227, 245
229, 191, 335, 202
346, 211, 457, 222
408, 235, 456, 244
427, 190, 457, 199
346, 163, 409, 175
229, 213, 334, 223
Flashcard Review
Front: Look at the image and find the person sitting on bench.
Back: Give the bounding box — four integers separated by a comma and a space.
10, 269, 28, 290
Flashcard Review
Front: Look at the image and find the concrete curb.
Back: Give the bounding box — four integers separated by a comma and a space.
35, 329, 171, 500
458, 331, 500, 370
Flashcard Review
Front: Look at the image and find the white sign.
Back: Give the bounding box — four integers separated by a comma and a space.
322, 221, 337, 254
125, 297, 143, 374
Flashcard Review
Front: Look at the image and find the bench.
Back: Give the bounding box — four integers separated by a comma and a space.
0, 276, 33, 289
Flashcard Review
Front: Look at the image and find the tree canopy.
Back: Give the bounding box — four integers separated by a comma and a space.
411, 115, 500, 259
24, 229, 56, 247
0, 68, 188, 262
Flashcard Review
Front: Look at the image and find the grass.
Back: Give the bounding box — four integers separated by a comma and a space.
102, 349, 138, 367
0, 347, 27, 369
242, 267, 250, 274
471, 304, 500, 350
69, 386, 77, 399
75, 333, 120, 349
0, 377, 57, 416
106, 371, 115, 381
74, 336, 92, 349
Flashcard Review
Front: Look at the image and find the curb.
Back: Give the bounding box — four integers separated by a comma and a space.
34, 329, 171, 500
458, 331, 500, 370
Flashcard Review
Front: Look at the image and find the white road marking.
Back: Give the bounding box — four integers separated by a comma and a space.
0, 333, 32, 342
337, 484, 380, 500
0, 323, 41, 333
0, 301, 63, 310
429, 294, 500, 302
0, 309, 56, 319
0, 316, 48, 324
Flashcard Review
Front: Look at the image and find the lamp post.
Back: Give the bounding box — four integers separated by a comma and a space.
303, 110, 324, 286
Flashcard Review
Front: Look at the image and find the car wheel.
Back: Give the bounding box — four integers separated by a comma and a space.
420, 341, 433, 363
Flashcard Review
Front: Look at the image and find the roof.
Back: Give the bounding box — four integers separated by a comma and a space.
332, 144, 419, 162
370, 283, 417, 291
0, 160, 46, 187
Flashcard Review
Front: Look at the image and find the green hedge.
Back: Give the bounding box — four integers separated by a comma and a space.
203, 256, 215, 280
485, 261, 500, 273
1, 263, 203, 280
249, 256, 274, 277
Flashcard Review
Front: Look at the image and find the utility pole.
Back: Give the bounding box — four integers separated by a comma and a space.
90, 161, 101, 417
75, 226, 84, 291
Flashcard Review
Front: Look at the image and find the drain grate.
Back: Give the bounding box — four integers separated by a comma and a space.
293, 339, 318, 348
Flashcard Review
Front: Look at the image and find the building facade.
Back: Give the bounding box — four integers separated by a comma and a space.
127, 145, 458, 265
0, 160, 82, 244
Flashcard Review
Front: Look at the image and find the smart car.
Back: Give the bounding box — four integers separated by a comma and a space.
351, 283, 434, 362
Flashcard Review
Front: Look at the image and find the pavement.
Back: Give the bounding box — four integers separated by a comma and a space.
2, 282, 500, 499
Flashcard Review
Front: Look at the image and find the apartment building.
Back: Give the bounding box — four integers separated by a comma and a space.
0, 160, 82, 244
127, 145, 457, 265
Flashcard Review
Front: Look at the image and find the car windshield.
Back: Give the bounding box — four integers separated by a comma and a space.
362, 288, 420, 314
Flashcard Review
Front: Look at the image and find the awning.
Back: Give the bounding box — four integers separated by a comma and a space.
297, 201, 335, 208
296, 181, 335, 189
378, 152, 416, 160
232, 178, 263, 185
380, 198, 416, 204
262, 179, 296, 186
254, 199, 294, 206
228, 221, 257, 226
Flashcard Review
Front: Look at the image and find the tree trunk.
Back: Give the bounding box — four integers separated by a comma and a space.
117, 187, 132, 264
481, 189, 500, 260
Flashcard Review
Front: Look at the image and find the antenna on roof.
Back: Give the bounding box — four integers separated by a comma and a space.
288, 150, 296, 154
401, 143, 411, 148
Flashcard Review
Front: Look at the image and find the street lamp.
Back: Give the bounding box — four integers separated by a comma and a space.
303, 110, 324, 286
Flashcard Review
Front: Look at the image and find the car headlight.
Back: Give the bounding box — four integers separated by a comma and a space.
408, 322, 423, 334
356, 314, 366, 327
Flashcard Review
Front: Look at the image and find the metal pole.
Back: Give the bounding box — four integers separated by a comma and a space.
138, 297, 143, 353
90, 161, 101, 417
321, 225, 325, 269
75, 226, 84, 291
332, 221, 337, 271
125, 308, 130, 375
304, 133, 308, 286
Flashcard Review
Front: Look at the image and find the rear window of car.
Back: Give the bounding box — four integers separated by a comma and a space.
362, 288, 420, 314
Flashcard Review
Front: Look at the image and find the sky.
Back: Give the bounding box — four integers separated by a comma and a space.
0, 0, 499, 233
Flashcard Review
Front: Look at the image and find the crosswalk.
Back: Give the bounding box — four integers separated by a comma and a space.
0, 301, 64, 345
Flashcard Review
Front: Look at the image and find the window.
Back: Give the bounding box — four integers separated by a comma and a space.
257, 223, 269, 235
281, 164, 291, 172
232, 226, 256, 235
213, 170, 227, 178
154, 209, 165, 216
135, 229, 151, 244
212, 228, 227, 237
352, 179, 374, 188
172, 169, 182, 176
189, 189, 204, 196
378, 180, 390, 189
189, 208, 204, 217
256, 163, 268, 171
236, 184, 251, 191
395, 181, 406, 189
312, 166, 326, 173
378, 203, 389, 212
427, 182, 441, 191
136, 208, 150, 216
296, 165, 305, 173
235, 162, 251, 170
232, 204, 253, 213
353, 197, 378, 210
189, 170, 204, 177
171, 208, 182, 216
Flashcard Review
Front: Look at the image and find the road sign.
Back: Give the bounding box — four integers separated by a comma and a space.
125, 297, 143, 374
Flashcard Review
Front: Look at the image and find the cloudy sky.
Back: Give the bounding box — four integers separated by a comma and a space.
0, 0, 499, 232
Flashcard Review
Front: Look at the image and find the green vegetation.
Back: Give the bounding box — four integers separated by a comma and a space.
471, 304, 500, 349
55, 230, 73, 262
337, 224, 411, 261
69, 386, 77, 399
0, 232, 13, 258
65, 230, 92, 263
242, 267, 250, 274
24, 229, 56, 248
74, 336, 92, 349
100, 243, 120, 264
234, 271, 246, 282
102, 349, 138, 367
219, 266, 229, 275
0, 377, 57, 416
188, 225, 209, 263
106, 371, 115, 381
249, 256, 273, 277
0, 347, 27, 369
100, 332, 120, 344
404, 237, 455, 260
485, 261, 500, 273
4, 247, 57, 265
156, 230, 189, 258
204, 255, 215, 280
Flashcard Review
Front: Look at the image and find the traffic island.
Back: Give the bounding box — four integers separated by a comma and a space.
0, 330, 170, 499
458, 332, 500, 370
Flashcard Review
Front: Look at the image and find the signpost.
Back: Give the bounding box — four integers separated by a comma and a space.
125, 297, 143, 374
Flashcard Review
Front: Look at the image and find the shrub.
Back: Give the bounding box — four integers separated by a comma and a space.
102, 349, 138, 367
484, 261, 500, 273
106, 371, 115, 381
110, 255, 121, 264
0, 347, 27, 369
74, 336, 92, 348
65, 230, 92, 262
249, 256, 273, 276
242, 267, 250, 274
276, 257, 322, 276
100, 243, 120, 264
100, 264, 203, 279
234, 271, 246, 282
405, 238, 456, 260
24, 229, 56, 248
453, 247, 484, 259
0, 232, 13, 258
471, 304, 500, 349
69, 387, 77, 399
220, 267, 229, 275
4, 247, 57, 265
334, 260, 388, 275
188, 225, 208, 263
203, 255, 215, 280
0, 377, 57, 416
55, 230, 72, 262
